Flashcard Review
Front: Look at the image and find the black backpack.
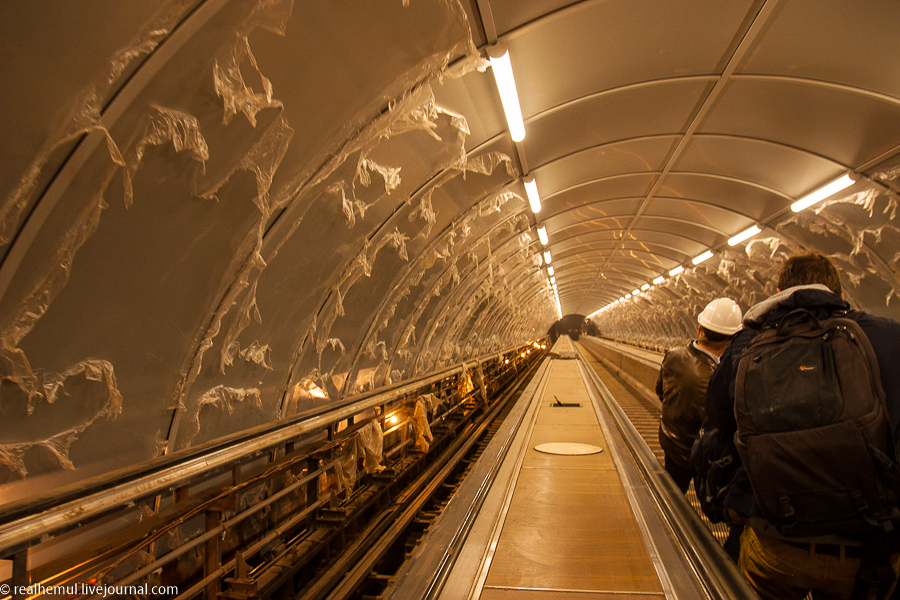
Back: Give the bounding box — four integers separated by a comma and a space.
691, 421, 740, 524
734, 308, 900, 537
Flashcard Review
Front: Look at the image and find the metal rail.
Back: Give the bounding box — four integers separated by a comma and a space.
418, 360, 547, 600
91, 465, 330, 597
385, 347, 553, 600
0, 342, 534, 556
323, 355, 543, 600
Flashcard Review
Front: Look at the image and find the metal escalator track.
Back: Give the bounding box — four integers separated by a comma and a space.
576, 339, 733, 548
385, 337, 757, 600
572, 341, 755, 600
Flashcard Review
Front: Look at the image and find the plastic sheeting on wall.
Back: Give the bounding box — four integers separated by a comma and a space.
0, 0, 556, 500
0, 359, 123, 482
591, 184, 900, 348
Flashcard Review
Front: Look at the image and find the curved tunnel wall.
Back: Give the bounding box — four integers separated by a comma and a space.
0, 0, 556, 501
3, 0, 900, 506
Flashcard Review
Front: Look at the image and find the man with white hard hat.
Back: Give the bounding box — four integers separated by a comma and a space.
656, 297, 742, 493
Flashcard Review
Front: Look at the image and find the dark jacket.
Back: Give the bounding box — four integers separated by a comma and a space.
705, 284, 900, 518
657, 341, 718, 469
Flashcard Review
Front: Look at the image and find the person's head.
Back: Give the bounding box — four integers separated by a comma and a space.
699, 325, 735, 346
697, 298, 742, 354
777, 251, 842, 296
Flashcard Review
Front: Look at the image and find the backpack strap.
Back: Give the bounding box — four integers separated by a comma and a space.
774, 308, 822, 337
770, 307, 860, 335
842, 309, 864, 322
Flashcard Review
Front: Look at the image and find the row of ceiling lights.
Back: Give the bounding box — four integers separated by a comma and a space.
529, 186, 561, 319
587, 173, 857, 319
531, 191, 561, 319
489, 44, 562, 320
488, 45, 857, 323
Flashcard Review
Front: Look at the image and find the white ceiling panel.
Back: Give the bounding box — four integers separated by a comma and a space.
501, 0, 758, 113
699, 77, 900, 168
674, 135, 844, 198
534, 136, 679, 195
734, 0, 900, 99
524, 78, 713, 166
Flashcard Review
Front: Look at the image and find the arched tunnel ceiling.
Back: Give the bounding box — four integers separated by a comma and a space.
2, 0, 900, 497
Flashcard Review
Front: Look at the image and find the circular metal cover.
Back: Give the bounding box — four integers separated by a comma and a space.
534, 442, 603, 455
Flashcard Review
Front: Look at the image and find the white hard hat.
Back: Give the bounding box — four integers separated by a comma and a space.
697, 298, 743, 335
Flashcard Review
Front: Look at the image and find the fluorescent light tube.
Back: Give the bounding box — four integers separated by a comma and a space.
625, 293, 632, 299
791, 174, 855, 213
641, 283, 650, 291
669, 266, 685, 277
524, 177, 541, 213
692, 250, 714, 265
632, 289, 640, 295
653, 276, 665, 285
537, 226, 548, 245
543, 250, 552, 264
547, 266, 554, 276
488, 47, 526, 142
550, 276, 556, 284
728, 225, 761, 246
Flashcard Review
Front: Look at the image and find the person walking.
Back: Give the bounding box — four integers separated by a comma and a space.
657, 297, 742, 493
706, 252, 900, 599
